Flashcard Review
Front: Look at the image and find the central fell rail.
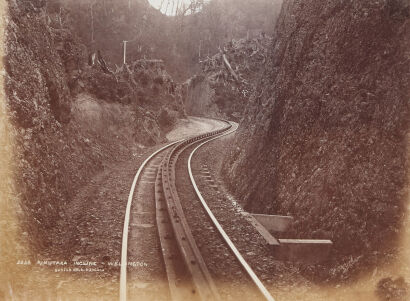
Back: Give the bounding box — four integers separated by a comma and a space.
157, 122, 232, 301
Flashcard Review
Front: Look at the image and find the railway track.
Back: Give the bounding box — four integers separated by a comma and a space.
120, 119, 275, 301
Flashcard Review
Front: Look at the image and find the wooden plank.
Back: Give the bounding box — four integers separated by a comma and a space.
251, 214, 293, 233
241, 212, 280, 246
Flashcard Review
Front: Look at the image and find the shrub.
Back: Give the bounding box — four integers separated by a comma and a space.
153, 76, 164, 85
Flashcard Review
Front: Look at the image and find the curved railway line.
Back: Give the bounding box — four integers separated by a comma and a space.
119, 119, 275, 301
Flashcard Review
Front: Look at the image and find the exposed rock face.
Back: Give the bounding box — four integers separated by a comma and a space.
5, 1, 83, 248
4, 0, 184, 250
223, 0, 409, 277
185, 75, 218, 116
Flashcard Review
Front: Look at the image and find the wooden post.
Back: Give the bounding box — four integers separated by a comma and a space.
198, 40, 202, 62
123, 41, 128, 65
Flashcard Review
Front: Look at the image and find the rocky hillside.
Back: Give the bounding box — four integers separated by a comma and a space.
223, 0, 409, 279
4, 0, 184, 251
185, 35, 272, 120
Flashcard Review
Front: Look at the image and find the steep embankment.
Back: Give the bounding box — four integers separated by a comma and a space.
223, 0, 409, 279
185, 36, 272, 120
4, 0, 184, 252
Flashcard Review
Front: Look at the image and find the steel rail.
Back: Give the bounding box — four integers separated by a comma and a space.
155, 165, 193, 301
187, 122, 276, 301
158, 122, 232, 301
119, 140, 181, 301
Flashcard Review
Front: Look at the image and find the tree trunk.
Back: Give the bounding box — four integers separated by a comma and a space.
58, 7, 62, 28
103, 0, 107, 16
221, 52, 239, 81
165, 0, 170, 15
90, 3, 95, 43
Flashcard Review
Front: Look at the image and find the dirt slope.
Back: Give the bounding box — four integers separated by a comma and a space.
223, 0, 410, 279
4, 0, 184, 253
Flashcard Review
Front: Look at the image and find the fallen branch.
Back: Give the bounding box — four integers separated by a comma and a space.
221, 51, 239, 82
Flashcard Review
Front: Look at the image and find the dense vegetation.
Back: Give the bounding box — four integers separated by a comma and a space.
55, 0, 281, 80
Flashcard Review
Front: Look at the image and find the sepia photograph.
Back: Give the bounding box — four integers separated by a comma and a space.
0, 0, 409, 300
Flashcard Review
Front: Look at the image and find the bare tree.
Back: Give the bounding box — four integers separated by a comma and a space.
90, 1, 97, 43
159, 0, 165, 11
165, 0, 170, 15
102, 0, 108, 16
176, 0, 204, 17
